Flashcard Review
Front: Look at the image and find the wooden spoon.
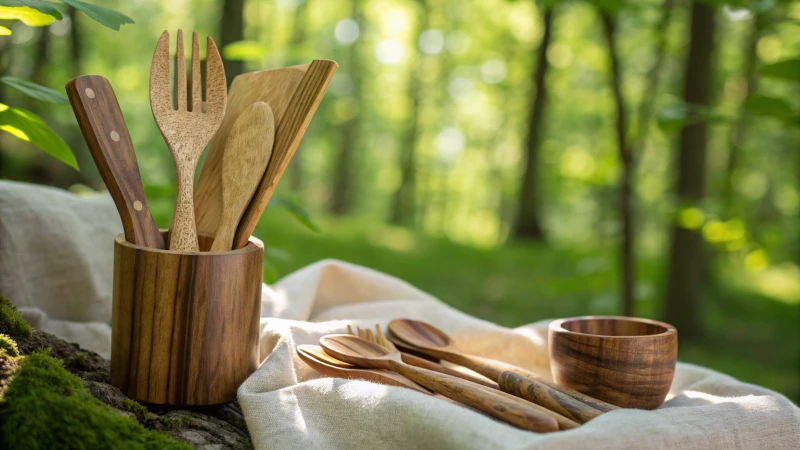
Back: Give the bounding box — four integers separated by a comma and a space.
388, 319, 617, 423
319, 334, 560, 432
209, 102, 275, 252
297, 344, 430, 395
66, 75, 165, 249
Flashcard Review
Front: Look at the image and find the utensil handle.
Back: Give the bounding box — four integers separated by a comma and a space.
400, 352, 499, 390
498, 371, 605, 424
66, 75, 165, 249
389, 361, 558, 433
169, 162, 199, 251
441, 350, 618, 413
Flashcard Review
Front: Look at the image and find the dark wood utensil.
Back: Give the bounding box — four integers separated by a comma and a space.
319, 334, 560, 433
549, 316, 677, 409
66, 75, 165, 249
388, 318, 618, 420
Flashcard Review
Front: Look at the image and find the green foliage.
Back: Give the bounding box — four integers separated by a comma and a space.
68, 351, 88, 369
60, 0, 134, 31
269, 194, 320, 232
0, 352, 189, 449
744, 94, 795, 120
222, 40, 268, 62
760, 58, 800, 82
0, 334, 20, 358
160, 416, 192, 430
0, 1, 63, 20
122, 397, 151, 421
0, 103, 78, 170
0, 294, 31, 340
1, 76, 69, 104
0, 4, 55, 25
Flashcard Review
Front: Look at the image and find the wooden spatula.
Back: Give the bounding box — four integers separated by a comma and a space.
209, 102, 275, 252
66, 75, 165, 249
231, 59, 337, 249
193, 64, 310, 235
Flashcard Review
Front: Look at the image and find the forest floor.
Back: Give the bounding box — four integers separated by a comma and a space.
255, 211, 800, 403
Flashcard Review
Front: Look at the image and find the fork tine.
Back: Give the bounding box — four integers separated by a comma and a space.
376, 325, 397, 351
189, 31, 201, 112
357, 327, 365, 339
346, 324, 354, 336
365, 328, 374, 342
203, 36, 226, 114
174, 30, 186, 111
150, 30, 172, 113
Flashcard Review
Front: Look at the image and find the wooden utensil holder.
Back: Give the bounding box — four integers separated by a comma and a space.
110, 231, 263, 406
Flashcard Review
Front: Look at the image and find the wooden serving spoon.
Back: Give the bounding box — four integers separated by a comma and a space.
388, 319, 617, 423
319, 335, 560, 432
297, 344, 430, 394
209, 102, 275, 252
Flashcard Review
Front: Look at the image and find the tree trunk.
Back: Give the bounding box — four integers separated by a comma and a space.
598, 11, 635, 317
329, 1, 363, 215
722, 13, 763, 216
389, 2, 428, 226
511, 7, 554, 241
68, 6, 81, 74
220, 0, 245, 87
663, 0, 717, 339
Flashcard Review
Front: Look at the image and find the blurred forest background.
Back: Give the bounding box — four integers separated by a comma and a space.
0, 0, 798, 401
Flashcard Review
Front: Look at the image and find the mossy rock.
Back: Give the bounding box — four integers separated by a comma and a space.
0, 294, 31, 339
0, 351, 190, 449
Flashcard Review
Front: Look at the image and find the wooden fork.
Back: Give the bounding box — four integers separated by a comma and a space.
348, 325, 499, 389
150, 30, 226, 251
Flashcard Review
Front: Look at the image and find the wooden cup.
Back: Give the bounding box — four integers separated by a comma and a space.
549, 316, 678, 409
111, 231, 263, 405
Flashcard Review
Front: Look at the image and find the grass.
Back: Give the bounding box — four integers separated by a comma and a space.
255, 210, 800, 403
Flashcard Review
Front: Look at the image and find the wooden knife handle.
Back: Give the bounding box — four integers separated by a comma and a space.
389, 361, 559, 433
498, 371, 605, 424
400, 352, 499, 390
66, 75, 164, 249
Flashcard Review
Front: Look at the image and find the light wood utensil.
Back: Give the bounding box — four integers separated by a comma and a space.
319, 334, 559, 433
209, 102, 275, 252
150, 29, 226, 251
348, 325, 499, 390
231, 60, 337, 249
194, 64, 310, 234
549, 316, 677, 410
66, 75, 165, 249
388, 319, 618, 421
297, 344, 431, 395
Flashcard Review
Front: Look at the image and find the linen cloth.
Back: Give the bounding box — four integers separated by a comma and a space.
1, 180, 798, 449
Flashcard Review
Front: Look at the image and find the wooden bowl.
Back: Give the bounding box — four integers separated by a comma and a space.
548, 316, 677, 409
111, 231, 263, 406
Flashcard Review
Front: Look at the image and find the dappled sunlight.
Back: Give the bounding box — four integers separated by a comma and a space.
682, 390, 735, 405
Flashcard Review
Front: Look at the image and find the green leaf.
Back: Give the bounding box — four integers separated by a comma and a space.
744, 94, 795, 119
0, 0, 63, 19
60, 0, 133, 31
760, 58, 800, 82
1, 76, 69, 104
222, 40, 267, 62
0, 5, 55, 25
0, 25, 10, 35
268, 195, 320, 232
262, 259, 278, 284
0, 103, 78, 170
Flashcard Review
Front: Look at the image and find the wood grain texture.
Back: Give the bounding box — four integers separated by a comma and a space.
388, 318, 618, 414
110, 232, 263, 405
319, 334, 559, 433
66, 75, 164, 249
297, 344, 431, 394
209, 102, 275, 252
150, 30, 227, 251
232, 60, 338, 249
549, 316, 678, 409
499, 371, 603, 424
194, 64, 310, 234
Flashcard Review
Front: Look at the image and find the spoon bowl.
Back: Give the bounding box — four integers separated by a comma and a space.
388, 319, 453, 349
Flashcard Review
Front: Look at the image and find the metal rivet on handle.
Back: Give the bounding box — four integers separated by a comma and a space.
85, 88, 95, 98
133, 200, 143, 211
110, 131, 120, 142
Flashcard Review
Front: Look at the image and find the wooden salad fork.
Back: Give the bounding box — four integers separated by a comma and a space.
320, 334, 561, 432
347, 325, 499, 389
150, 29, 226, 251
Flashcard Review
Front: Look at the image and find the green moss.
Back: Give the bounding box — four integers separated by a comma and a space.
69, 351, 88, 369
161, 416, 192, 430
122, 397, 152, 421
0, 351, 189, 449
0, 334, 19, 359
0, 294, 31, 339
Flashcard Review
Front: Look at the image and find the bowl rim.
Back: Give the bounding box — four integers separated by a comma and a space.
549, 315, 677, 339
114, 231, 264, 256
